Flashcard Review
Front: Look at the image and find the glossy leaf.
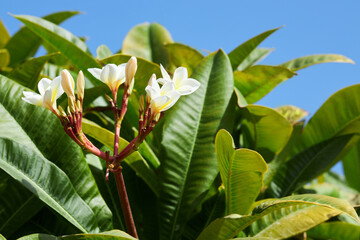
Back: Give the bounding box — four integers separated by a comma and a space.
343, 141, 360, 192
216, 130, 267, 215
81, 118, 160, 196
165, 43, 203, 75
159, 50, 233, 240
6, 11, 79, 67
13, 14, 101, 84
0, 75, 112, 231
0, 49, 9, 68
234, 65, 295, 104
228, 27, 280, 70
0, 19, 10, 48
0, 138, 100, 233
237, 48, 274, 71
122, 22, 173, 66
280, 54, 354, 72
7, 53, 58, 90
18, 230, 136, 240
240, 105, 293, 162
275, 105, 308, 124
97, 45, 113, 60
101, 54, 161, 95
307, 222, 360, 240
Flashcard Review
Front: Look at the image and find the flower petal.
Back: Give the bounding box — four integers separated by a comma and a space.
52, 76, 65, 100
161, 90, 180, 112
37, 78, 52, 95
173, 67, 188, 88
148, 75, 161, 93
150, 95, 170, 113
176, 78, 201, 95
88, 68, 102, 80
157, 78, 168, 85
160, 82, 175, 96
22, 91, 42, 106
160, 64, 171, 82
42, 88, 54, 110
145, 85, 160, 100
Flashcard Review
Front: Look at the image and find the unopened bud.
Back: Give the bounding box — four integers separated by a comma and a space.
67, 106, 71, 116
125, 56, 137, 95
68, 97, 76, 113
77, 71, 85, 102
105, 94, 112, 102
61, 70, 75, 99
58, 105, 67, 117
154, 112, 161, 122
76, 99, 82, 112
146, 74, 156, 105
139, 95, 144, 114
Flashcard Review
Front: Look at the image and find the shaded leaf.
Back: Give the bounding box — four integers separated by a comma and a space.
18, 230, 136, 240
307, 222, 360, 240
237, 48, 274, 71
275, 105, 308, 125
234, 65, 295, 104
280, 54, 354, 72
343, 141, 360, 192
97, 45, 113, 60
0, 19, 10, 48
0, 49, 9, 68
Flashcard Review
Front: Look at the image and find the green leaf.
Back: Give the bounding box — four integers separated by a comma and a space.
101, 54, 161, 95
158, 49, 234, 240
234, 65, 296, 104
0, 138, 100, 233
81, 118, 160, 196
237, 48, 274, 71
0, 75, 112, 231
197, 194, 359, 240
6, 11, 79, 67
97, 45, 113, 60
122, 22, 173, 67
343, 141, 360, 192
216, 130, 267, 215
280, 54, 354, 72
307, 222, 360, 240
0, 234, 6, 240
275, 105, 308, 125
18, 230, 136, 240
0, 49, 9, 68
0, 19, 10, 48
165, 43, 203, 75
13, 14, 101, 84
228, 27, 281, 70
7, 53, 58, 90
240, 105, 293, 162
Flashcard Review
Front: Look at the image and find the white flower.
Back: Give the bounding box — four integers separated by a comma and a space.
158, 65, 200, 95
22, 77, 64, 112
88, 63, 126, 93
145, 74, 180, 113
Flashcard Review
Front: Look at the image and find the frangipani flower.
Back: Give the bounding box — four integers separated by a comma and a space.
61, 69, 75, 100
22, 77, 64, 112
88, 63, 126, 94
145, 74, 180, 113
158, 65, 200, 95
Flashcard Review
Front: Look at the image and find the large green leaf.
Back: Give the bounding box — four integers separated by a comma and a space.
216, 130, 267, 215
0, 75, 112, 231
6, 11, 79, 67
18, 230, 136, 240
240, 105, 293, 162
234, 65, 295, 104
165, 43, 203, 75
280, 54, 354, 72
228, 27, 280, 70
158, 50, 234, 240
307, 222, 360, 240
0, 49, 9, 68
197, 194, 359, 240
101, 54, 161, 96
0, 138, 100, 233
343, 141, 360, 192
81, 118, 160, 196
7, 53, 58, 90
237, 48, 274, 71
122, 22, 173, 67
13, 14, 101, 84
0, 19, 10, 48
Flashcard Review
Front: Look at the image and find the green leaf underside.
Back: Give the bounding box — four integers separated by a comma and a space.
0, 138, 99, 233
280, 54, 354, 72
6, 11, 79, 67
97, 44, 113, 60
197, 194, 359, 240
81, 118, 160, 196
0, 49, 10, 68
216, 130, 267, 215
275, 105, 308, 124
228, 27, 280, 70
0, 75, 113, 231
307, 222, 360, 240
343, 141, 360, 192
236, 48, 274, 71
159, 50, 234, 240
234, 65, 295, 104
0, 19, 10, 48
13, 14, 101, 85
17, 230, 136, 240
240, 105, 292, 162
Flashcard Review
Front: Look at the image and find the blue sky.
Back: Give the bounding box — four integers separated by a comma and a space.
2, 0, 360, 173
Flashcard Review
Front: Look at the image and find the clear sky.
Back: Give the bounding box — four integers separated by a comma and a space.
2, 0, 360, 173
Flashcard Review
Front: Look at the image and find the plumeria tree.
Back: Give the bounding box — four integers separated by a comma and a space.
1, 11, 360, 240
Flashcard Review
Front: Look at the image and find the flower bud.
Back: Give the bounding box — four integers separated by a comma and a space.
139, 95, 144, 114
125, 56, 137, 95
77, 70, 85, 102
58, 105, 67, 118
61, 70, 75, 99
68, 97, 76, 113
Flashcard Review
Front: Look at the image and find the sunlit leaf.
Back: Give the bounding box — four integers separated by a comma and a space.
0, 49, 9, 68
0, 19, 10, 48
343, 141, 360, 192
97, 45, 113, 60
275, 105, 308, 124
307, 222, 360, 240
237, 48, 274, 71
